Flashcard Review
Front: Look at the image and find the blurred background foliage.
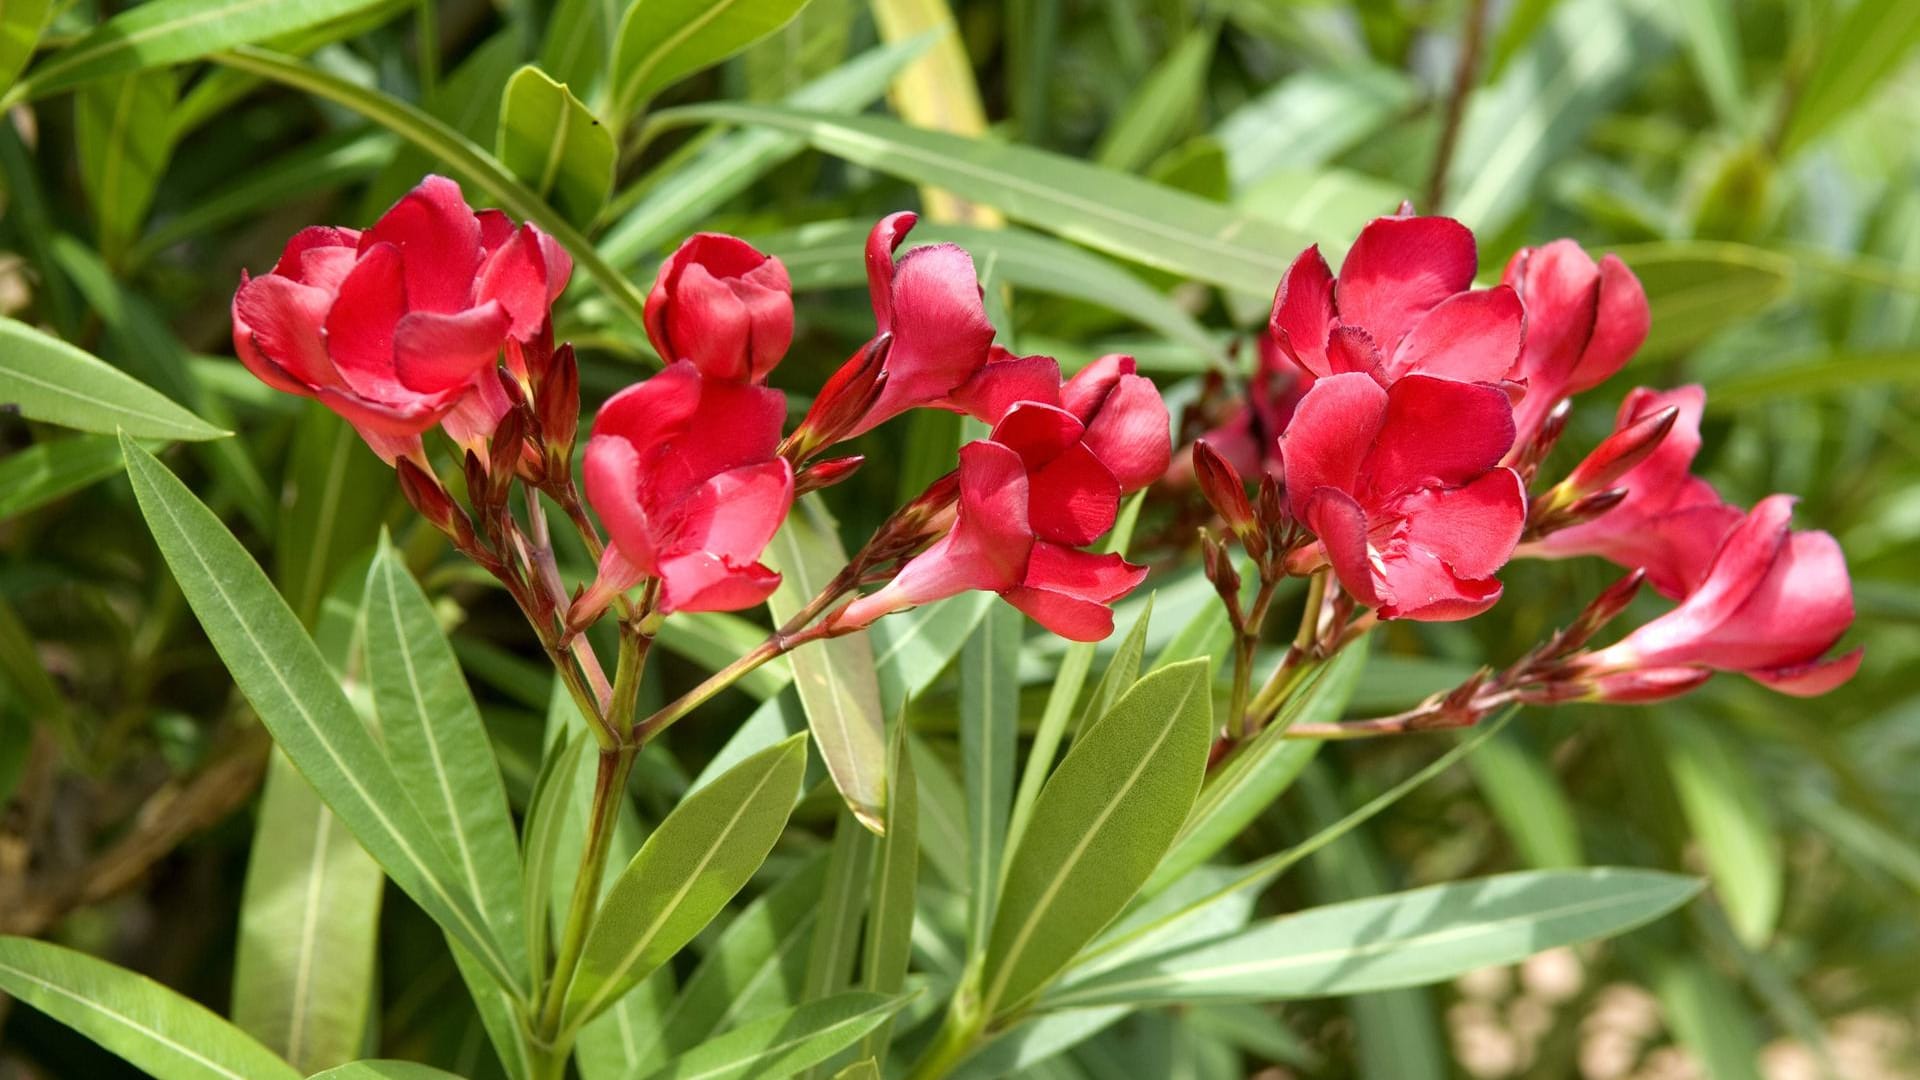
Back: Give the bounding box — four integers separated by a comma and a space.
1, 0, 1917, 1076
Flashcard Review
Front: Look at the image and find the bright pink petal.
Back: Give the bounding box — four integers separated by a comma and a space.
1701, 528, 1854, 670
1020, 542, 1148, 602
1060, 354, 1132, 421
991, 402, 1086, 470
1378, 552, 1504, 621
1280, 372, 1388, 520
592, 361, 704, 457
441, 368, 512, 453
855, 243, 995, 432
1396, 468, 1526, 580
865, 211, 918, 329
947, 352, 1064, 424
1748, 647, 1861, 696
232, 273, 337, 391
658, 552, 782, 613
324, 242, 408, 399
1268, 246, 1335, 378
1568, 254, 1649, 395
476, 226, 559, 340
1620, 495, 1795, 665
393, 302, 511, 394
1081, 372, 1170, 493
1304, 486, 1383, 609
313, 384, 450, 439
1363, 375, 1515, 502
475, 209, 514, 252
1387, 286, 1525, 383
1026, 442, 1121, 547
1500, 239, 1601, 389
1325, 325, 1384, 377
271, 226, 359, 282
359, 175, 482, 314
1336, 215, 1477, 357
668, 262, 756, 379
857, 440, 1034, 615
668, 459, 795, 565
1001, 586, 1116, 641
582, 432, 660, 573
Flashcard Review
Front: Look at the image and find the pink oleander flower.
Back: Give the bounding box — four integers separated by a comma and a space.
580, 362, 794, 614
645, 233, 793, 383
1529, 386, 1742, 599
1268, 213, 1524, 389
833, 361, 1170, 641
1501, 239, 1650, 450
1281, 372, 1527, 621
231, 175, 571, 463
1580, 495, 1860, 697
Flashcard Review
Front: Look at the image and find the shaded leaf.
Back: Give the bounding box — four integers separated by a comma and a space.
498, 65, 615, 229
0, 317, 223, 441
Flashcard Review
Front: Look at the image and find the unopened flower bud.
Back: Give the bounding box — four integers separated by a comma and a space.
488, 402, 529, 501
1193, 439, 1257, 548
397, 458, 475, 548
787, 335, 891, 461
1587, 666, 1712, 703
507, 318, 557, 389
1513, 398, 1573, 480
796, 455, 865, 495
1201, 531, 1242, 604
1562, 405, 1678, 499
538, 342, 580, 474
1558, 569, 1646, 653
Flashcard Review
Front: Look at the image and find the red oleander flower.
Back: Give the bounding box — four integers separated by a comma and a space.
1281, 372, 1526, 620
580, 362, 794, 614
1501, 239, 1650, 450
231, 175, 570, 463
1528, 386, 1742, 599
1581, 495, 1860, 697
645, 233, 793, 383
1268, 213, 1524, 390
833, 361, 1170, 641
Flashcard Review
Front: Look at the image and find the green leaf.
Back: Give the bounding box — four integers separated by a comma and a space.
628, 855, 830, 1073
636, 991, 911, 1080
0, 434, 128, 520
981, 657, 1214, 1017
213, 47, 651, 328
763, 497, 888, 832
540, 0, 621, 94
1659, 716, 1781, 946
118, 436, 523, 997
1048, 869, 1702, 1007
363, 541, 530, 971
1677, 0, 1745, 126
961, 602, 1021, 953
9, 0, 396, 100
756, 220, 1220, 363
75, 68, 176, 262
1466, 727, 1585, 869
799, 808, 876, 1011
1092, 24, 1214, 173
1213, 64, 1416, 190
0, 936, 301, 1080
0, 317, 224, 441
309, 1063, 472, 1079
1650, 955, 1766, 1080
1618, 241, 1794, 358
498, 65, 615, 229
859, 719, 918, 1062
948, 1005, 1128, 1079
522, 727, 592, 985
1707, 349, 1920, 408
608, 0, 815, 125
1145, 645, 1367, 896
565, 733, 807, 1028
1783, 0, 1920, 154
870, 592, 993, 716
598, 33, 928, 266
832, 1061, 880, 1080
232, 752, 384, 1072
1443, 0, 1667, 231
0, 0, 48, 94
651, 104, 1317, 296
274, 404, 391, 628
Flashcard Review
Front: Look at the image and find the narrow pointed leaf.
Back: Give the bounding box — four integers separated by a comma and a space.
310, 1063, 472, 1079
0, 434, 129, 519
1048, 869, 1702, 1007
363, 542, 529, 973
859, 718, 918, 1061
636, 992, 911, 1080
608, 0, 814, 125
75, 68, 177, 262
961, 602, 1020, 952
566, 734, 808, 1027
0, 0, 48, 94
118, 436, 522, 996
498, 65, 614, 229
981, 658, 1214, 1017
0, 318, 223, 441
0, 936, 301, 1080
763, 497, 888, 832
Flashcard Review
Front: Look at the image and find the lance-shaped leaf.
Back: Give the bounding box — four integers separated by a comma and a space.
0, 0, 49, 94
607, 0, 814, 127
648, 104, 1317, 296
118, 436, 523, 997
1145, 646, 1366, 896
75, 68, 177, 263
498, 65, 614, 229
363, 541, 530, 975
9, 0, 396, 100
859, 718, 918, 1062
0, 318, 223, 441
636, 992, 912, 1080
980, 658, 1214, 1017
763, 497, 888, 832
1048, 869, 1703, 1008
565, 733, 808, 1027
0, 935, 302, 1080
310, 1064, 471, 1079
0, 434, 129, 520
960, 603, 1020, 953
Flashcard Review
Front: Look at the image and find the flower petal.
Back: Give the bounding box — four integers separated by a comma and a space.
1336, 215, 1477, 356
232, 273, 337, 392
990, 402, 1087, 470
1748, 647, 1862, 697
1387, 285, 1525, 383
393, 302, 511, 394
359, 175, 482, 314
582, 432, 660, 573
865, 210, 917, 328
947, 351, 1064, 425
1026, 442, 1121, 547
1279, 372, 1388, 520
658, 552, 782, 613
1304, 486, 1384, 610
668, 459, 795, 566
1268, 245, 1335, 378
1363, 375, 1515, 501
856, 243, 995, 432
1396, 468, 1526, 580
324, 241, 408, 399
1081, 371, 1171, 493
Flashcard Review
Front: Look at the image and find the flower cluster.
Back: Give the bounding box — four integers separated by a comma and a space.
1189, 209, 1857, 736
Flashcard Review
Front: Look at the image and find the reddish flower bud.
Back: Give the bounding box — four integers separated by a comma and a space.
1586, 667, 1713, 703
1555, 569, 1646, 654
1202, 531, 1243, 610
795, 455, 865, 495
1193, 438, 1256, 541
538, 343, 580, 473
397, 458, 475, 549
644, 233, 793, 383
230, 175, 570, 463
788, 335, 892, 460
1564, 405, 1678, 499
